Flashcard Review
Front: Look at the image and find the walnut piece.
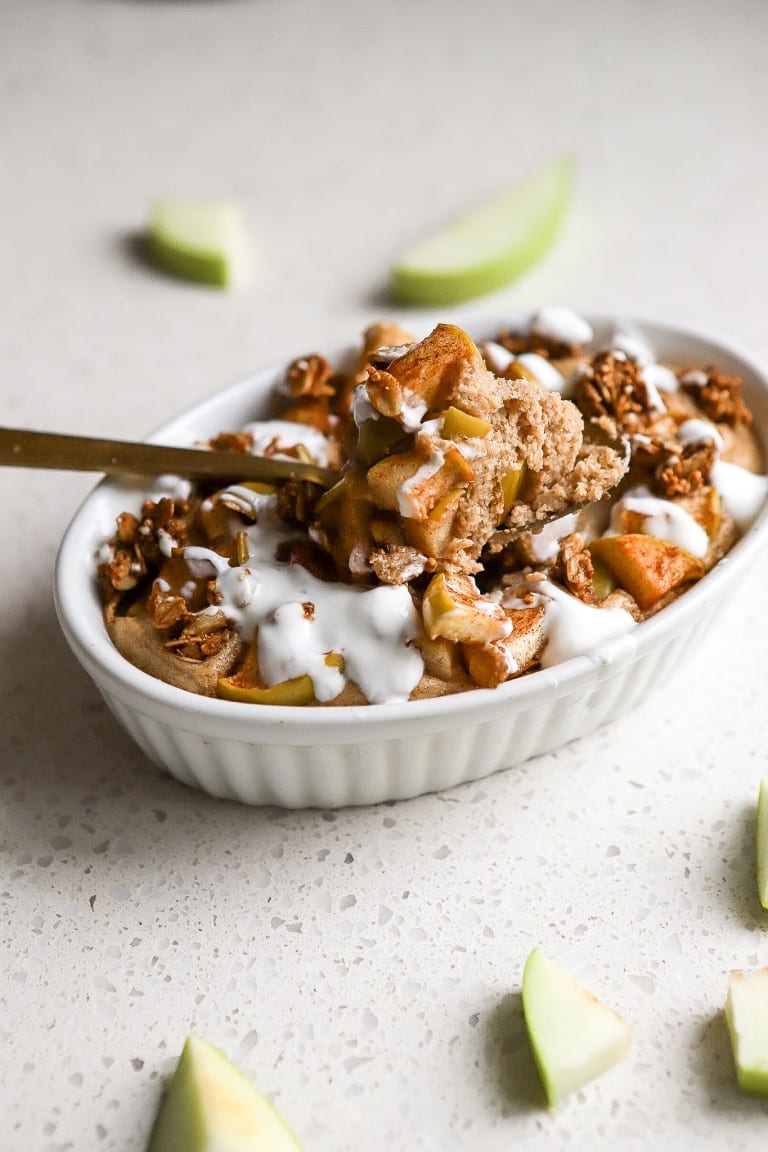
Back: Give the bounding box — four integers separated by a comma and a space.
285, 354, 335, 399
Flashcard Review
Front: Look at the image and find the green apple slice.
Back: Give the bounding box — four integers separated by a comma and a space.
148, 200, 249, 287
757, 779, 768, 909
148, 1036, 302, 1152
726, 968, 768, 1094
392, 156, 572, 306
521, 948, 631, 1107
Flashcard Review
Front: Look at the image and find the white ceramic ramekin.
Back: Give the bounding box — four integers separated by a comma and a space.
54, 313, 768, 808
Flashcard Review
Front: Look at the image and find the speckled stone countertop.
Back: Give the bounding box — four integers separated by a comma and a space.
3, 2, 768, 1149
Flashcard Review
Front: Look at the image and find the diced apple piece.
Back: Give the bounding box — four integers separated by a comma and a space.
463, 605, 546, 687
402, 487, 463, 558
148, 1035, 302, 1152
218, 653, 344, 706
726, 968, 768, 1095
392, 156, 572, 305
148, 200, 249, 288
367, 444, 473, 520
217, 673, 317, 706
591, 556, 618, 601
499, 463, 527, 519
355, 416, 410, 469
676, 486, 721, 539
422, 573, 511, 644
522, 949, 632, 1108
588, 534, 705, 611
385, 324, 489, 413
440, 406, 492, 439
414, 634, 466, 682
314, 474, 374, 576
757, 780, 768, 911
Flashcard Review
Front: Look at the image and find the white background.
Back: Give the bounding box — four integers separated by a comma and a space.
2, 1, 768, 1149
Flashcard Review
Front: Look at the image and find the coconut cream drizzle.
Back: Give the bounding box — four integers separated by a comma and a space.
396, 446, 446, 518
182, 490, 424, 703
482, 341, 515, 374
531, 306, 594, 347
214, 561, 423, 703
515, 353, 568, 394
641, 364, 678, 409
610, 328, 654, 366
528, 512, 578, 562
242, 419, 333, 466
608, 485, 709, 558
505, 578, 636, 668
677, 419, 768, 530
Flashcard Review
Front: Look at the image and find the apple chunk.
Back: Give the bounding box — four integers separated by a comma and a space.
148, 1035, 302, 1152
588, 534, 705, 611
726, 968, 768, 1095
522, 949, 631, 1107
148, 200, 249, 287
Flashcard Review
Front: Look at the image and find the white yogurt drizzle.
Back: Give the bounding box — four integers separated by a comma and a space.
528, 512, 578, 562
505, 578, 636, 668
397, 446, 446, 518
531, 307, 594, 347
157, 528, 177, 558
242, 419, 333, 466
181, 490, 424, 703
677, 418, 768, 531
515, 353, 568, 394
610, 327, 654, 367
152, 474, 193, 502
608, 485, 709, 558
351, 380, 426, 432
214, 562, 423, 703
641, 363, 678, 407
482, 341, 515, 374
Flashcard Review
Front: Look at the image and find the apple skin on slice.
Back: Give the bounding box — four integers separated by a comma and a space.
758, 779, 768, 910
148, 200, 249, 288
148, 1036, 303, 1152
726, 968, 768, 1095
521, 949, 631, 1107
392, 156, 572, 306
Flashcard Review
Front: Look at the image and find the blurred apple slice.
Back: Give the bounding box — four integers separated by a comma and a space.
149, 200, 249, 287
148, 1036, 302, 1152
522, 949, 631, 1107
757, 779, 768, 909
392, 156, 572, 306
726, 968, 768, 1095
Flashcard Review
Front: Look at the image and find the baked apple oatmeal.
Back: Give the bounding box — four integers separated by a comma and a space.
96, 309, 767, 705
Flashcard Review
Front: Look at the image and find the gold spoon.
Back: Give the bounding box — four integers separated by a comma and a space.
0, 426, 338, 488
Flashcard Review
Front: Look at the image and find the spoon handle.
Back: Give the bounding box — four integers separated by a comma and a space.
0, 427, 338, 488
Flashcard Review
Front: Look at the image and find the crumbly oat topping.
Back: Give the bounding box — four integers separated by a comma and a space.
681, 365, 752, 427
572, 351, 655, 433
655, 437, 716, 498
